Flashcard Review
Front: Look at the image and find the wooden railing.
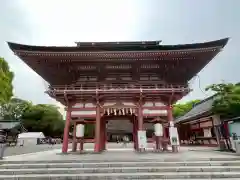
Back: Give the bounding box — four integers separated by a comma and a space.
49, 83, 189, 91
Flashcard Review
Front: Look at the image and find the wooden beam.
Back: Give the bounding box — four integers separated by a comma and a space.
71, 114, 96, 118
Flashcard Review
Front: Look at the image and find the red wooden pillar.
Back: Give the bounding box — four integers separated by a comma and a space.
62, 107, 71, 153
94, 103, 101, 152
102, 118, 106, 150
154, 122, 161, 151
138, 101, 145, 151
138, 104, 144, 131
72, 122, 77, 152
167, 105, 178, 152
99, 117, 105, 151
167, 105, 174, 122
133, 116, 138, 150
104, 119, 107, 150
162, 125, 168, 151
105, 120, 108, 150
79, 138, 84, 151
155, 136, 161, 150
132, 117, 135, 150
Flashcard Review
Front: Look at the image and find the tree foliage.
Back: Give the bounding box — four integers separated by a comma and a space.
206, 83, 240, 118
173, 99, 201, 118
22, 104, 65, 137
0, 98, 32, 121
0, 57, 14, 104
0, 97, 65, 137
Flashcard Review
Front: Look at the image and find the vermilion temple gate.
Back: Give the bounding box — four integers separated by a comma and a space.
8, 38, 228, 153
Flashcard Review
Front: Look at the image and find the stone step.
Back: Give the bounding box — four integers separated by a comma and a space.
1, 171, 240, 179
1, 161, 240, 169
1, 166, 240, 175
2, 157, 240, 164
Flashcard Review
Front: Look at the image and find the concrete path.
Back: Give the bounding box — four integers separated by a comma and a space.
4, 144, 62, 156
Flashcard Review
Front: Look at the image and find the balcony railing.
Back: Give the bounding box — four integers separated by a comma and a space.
49, 83, 189, 90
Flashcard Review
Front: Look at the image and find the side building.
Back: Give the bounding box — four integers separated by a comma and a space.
175, 95, 230, 149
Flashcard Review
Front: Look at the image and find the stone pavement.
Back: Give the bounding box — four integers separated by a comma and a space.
2, 143, 238, 162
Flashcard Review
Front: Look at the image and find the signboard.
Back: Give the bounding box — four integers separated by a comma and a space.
137, 130, 147, 149
169, 127, 179, 146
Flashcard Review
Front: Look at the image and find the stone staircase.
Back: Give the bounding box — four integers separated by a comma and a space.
1, 158, 240, 179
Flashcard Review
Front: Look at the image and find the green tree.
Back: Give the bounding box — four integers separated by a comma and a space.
0, 98, 32, 121
206, 83, 240, 118
21, 104, 65, 137
173, 99, 201, 118
0, 57, 14, 104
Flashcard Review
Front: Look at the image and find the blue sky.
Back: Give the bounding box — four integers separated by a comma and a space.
0, 0, 239, 106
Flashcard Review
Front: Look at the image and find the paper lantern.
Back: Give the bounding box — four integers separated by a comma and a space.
76, 124, 85, 138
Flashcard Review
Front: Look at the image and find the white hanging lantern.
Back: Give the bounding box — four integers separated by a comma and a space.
122, 108, 125, 115
154, 123, 163, 136
130, 108, 133, 114
76, 124, 85, 138
118, 109, 121, 115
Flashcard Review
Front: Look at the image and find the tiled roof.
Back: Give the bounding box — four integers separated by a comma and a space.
175, 95, 218, 124
8, 38, 228, 52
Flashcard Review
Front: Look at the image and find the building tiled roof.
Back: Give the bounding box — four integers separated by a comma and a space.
175, 95, 218, 124
8, 38, 228, 52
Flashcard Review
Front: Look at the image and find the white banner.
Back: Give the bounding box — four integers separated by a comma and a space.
137, 130, 147, 149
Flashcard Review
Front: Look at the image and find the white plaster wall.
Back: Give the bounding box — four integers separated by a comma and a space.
103, 102, 116, 106
72, 103, 84, 108
123, 102, 135, 106
155, 102, 165, 106
85, 103, 95, 107
143, 102, 165, 107
103, 102, 136, 106
143, 109, 167, 115
73, 103, 95, 108
71, 111, 96, 115
143, 102, 154, 107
